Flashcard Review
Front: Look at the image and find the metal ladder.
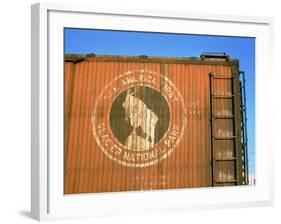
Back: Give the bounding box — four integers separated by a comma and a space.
239, 71, 249, 185
210, 73, 238, 186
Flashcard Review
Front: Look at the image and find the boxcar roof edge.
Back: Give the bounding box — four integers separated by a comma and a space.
64, 54, 239, 66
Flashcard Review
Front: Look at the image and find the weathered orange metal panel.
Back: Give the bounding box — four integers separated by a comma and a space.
64, 55, 242, 194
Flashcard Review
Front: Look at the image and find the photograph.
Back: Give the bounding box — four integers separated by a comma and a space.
63, 28, 255, 195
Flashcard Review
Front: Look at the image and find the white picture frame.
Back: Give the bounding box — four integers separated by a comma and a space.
31, 2, 274, 221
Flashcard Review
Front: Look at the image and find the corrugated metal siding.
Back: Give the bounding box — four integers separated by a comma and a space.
64, 56, 241, 194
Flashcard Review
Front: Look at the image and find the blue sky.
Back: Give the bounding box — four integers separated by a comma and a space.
64, 28, 255, 177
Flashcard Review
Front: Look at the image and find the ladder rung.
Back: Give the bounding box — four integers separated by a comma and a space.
213, 95, 234, 99
214, 136, 236, 140
215, 157, 237, 161
212, 115, 234, 119
215, 180, 238, 184
212, 76, 234, 79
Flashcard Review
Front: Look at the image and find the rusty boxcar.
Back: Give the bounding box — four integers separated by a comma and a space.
64, 53, 249, 194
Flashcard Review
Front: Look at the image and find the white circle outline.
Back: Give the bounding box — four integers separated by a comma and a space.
91, 69, 187, 168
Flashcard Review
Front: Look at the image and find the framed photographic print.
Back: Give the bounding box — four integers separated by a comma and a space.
31, 2, 274, 221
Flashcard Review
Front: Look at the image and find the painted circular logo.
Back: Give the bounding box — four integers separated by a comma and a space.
92, 70, 186, 167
